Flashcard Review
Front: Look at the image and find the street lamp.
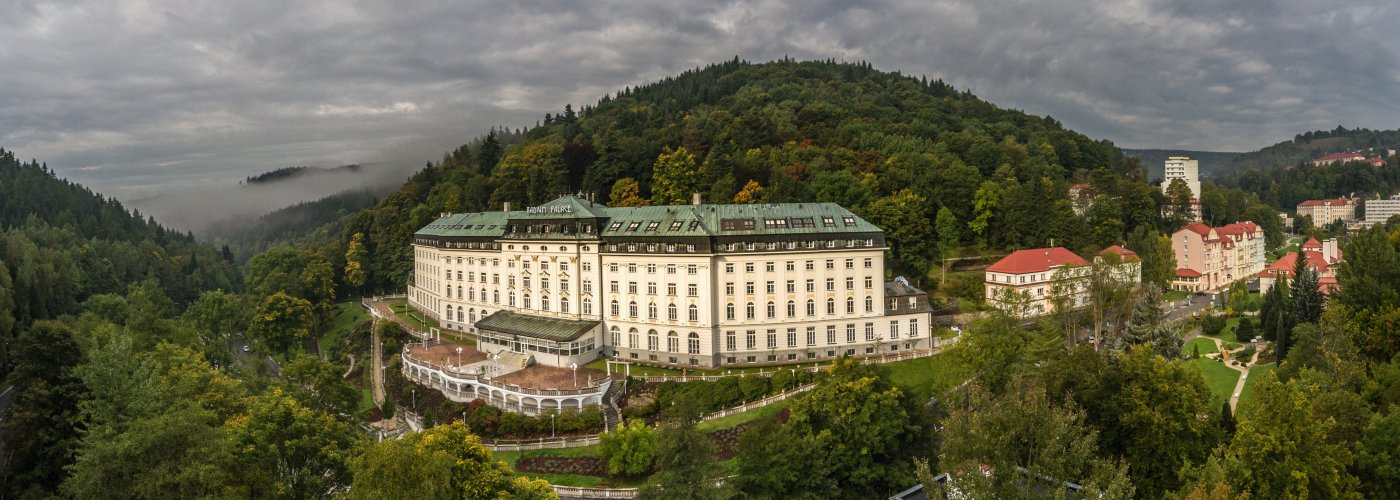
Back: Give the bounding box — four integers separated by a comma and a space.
411, 389, 417, 413
570, 363, 578, 388
551, 413, 556, 438
456, 346, 463, 370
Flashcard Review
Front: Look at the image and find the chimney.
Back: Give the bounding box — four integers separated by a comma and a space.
692, 192, 702, 205
503, 201, 511, 212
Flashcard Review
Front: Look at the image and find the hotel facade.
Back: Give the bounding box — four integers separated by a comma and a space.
407, 195, 932, 370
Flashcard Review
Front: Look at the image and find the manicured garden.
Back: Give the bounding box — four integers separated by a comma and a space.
1184, 337, 1219, 358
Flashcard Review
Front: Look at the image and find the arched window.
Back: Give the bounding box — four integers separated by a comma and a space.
865, 296, 874, 312
628, 328, 639, 349
786, 300, 796, 317
648, 329, 659, 351
766, 301, 776, 318
846, 297, 855, 314
445, 305, 453, 320
582, 298, 592, 315
560, 297, 570, 313
688, 333, 700, 354
457, 309, 463, 322
807, 299, 815, 316
469, 288, 475, 301
523, 293, 532, 309
446, 285, 452, 297
541, 295, 550, 311
610, 300, 620, 316
629, 301, 638, 317
611, 326, 620, 347
746, 302, 756, 319
688, 304, 699, 322
827, 298, 836, 315
469, 308, 476, 323
648, 302, 657, 319
508, 292, 516, 307
668, 303, 678, 320
726, 303, 735, 320
667, 331, 678, 352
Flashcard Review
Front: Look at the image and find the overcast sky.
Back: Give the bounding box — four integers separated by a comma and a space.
2, 0, 1397, 200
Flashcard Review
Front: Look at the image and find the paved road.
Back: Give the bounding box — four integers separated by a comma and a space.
1166, 293, 1216, 324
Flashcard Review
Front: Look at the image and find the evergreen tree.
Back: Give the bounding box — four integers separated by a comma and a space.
476, 129, 503, 174
1119, 286, 1164, 349
1289, 257, 1323, 327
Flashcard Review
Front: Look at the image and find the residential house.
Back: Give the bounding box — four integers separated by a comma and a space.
984, 246, 1140, 316
1258, 238, 1342, 295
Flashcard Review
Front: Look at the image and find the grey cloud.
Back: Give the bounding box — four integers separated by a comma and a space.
2, 0, 1398, 224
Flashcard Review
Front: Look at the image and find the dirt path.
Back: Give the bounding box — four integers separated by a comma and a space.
371, 327, 385, 406
343, 354, 356, 379
1204, 336, 1259, 411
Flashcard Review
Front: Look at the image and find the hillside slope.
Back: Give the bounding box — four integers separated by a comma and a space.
303, 58, 1217, 293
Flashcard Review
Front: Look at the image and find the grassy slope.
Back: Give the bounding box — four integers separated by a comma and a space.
1237, 363, 1276, 411
1190, 358, 1242, 408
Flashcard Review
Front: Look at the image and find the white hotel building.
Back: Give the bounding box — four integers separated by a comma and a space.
408, 195, 932, 369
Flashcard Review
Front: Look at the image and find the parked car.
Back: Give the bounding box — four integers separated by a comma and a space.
242, 345, 251, 353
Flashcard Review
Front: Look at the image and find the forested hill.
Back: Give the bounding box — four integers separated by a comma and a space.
1123, 149, 1241, 180
310, 58, 1277, 294
1228, 126, 1400, 170
0, 148, 241, 373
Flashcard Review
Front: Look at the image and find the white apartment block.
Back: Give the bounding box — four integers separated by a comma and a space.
1365, 195, 1400, 226
408, 195, 933, 370
1163, 156, 1201, 201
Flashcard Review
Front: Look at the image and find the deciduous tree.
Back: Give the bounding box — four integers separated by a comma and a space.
649, 147, 701, 205
249, 292, 314, 354
348, 421, 554, 499
608, 178, 650, 207
600, 419, 656, 477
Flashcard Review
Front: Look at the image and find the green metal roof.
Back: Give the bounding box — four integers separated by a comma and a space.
415, 211, 511, 238
416, 195, 881, 239
474, 310, 599, 342
512, 194, 610, 219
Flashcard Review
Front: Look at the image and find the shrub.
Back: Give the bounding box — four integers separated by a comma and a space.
737, 376, 770, 402
381, 399, 396, 419
1202, 315, 1226, 336
1235, 318, 1256, 343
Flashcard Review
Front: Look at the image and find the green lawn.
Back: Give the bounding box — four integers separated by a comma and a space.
1164, 290, 1190, 302
697, 400, 789, 432
1184, 337, 1219, 358
1238, 363, 1276, 411
495, 445, 652, 488
879, 352, 973, 401
1189, 358, 1242, 408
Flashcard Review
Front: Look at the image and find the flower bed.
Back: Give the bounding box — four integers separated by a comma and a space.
516, 456, 608, 477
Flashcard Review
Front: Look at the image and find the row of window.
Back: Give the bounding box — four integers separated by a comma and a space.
610, 327, 703, 355
721, 319, 920, 351
608, 301, 702, 322
720, 239, 875, 252
608, 281, 699, 297
722, 297, 875, 320
723, 258, 872, 273
605, 262, 700, 274
725, 276, 874, 295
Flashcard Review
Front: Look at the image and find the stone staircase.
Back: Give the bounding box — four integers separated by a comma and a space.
601, 379, 625, 431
